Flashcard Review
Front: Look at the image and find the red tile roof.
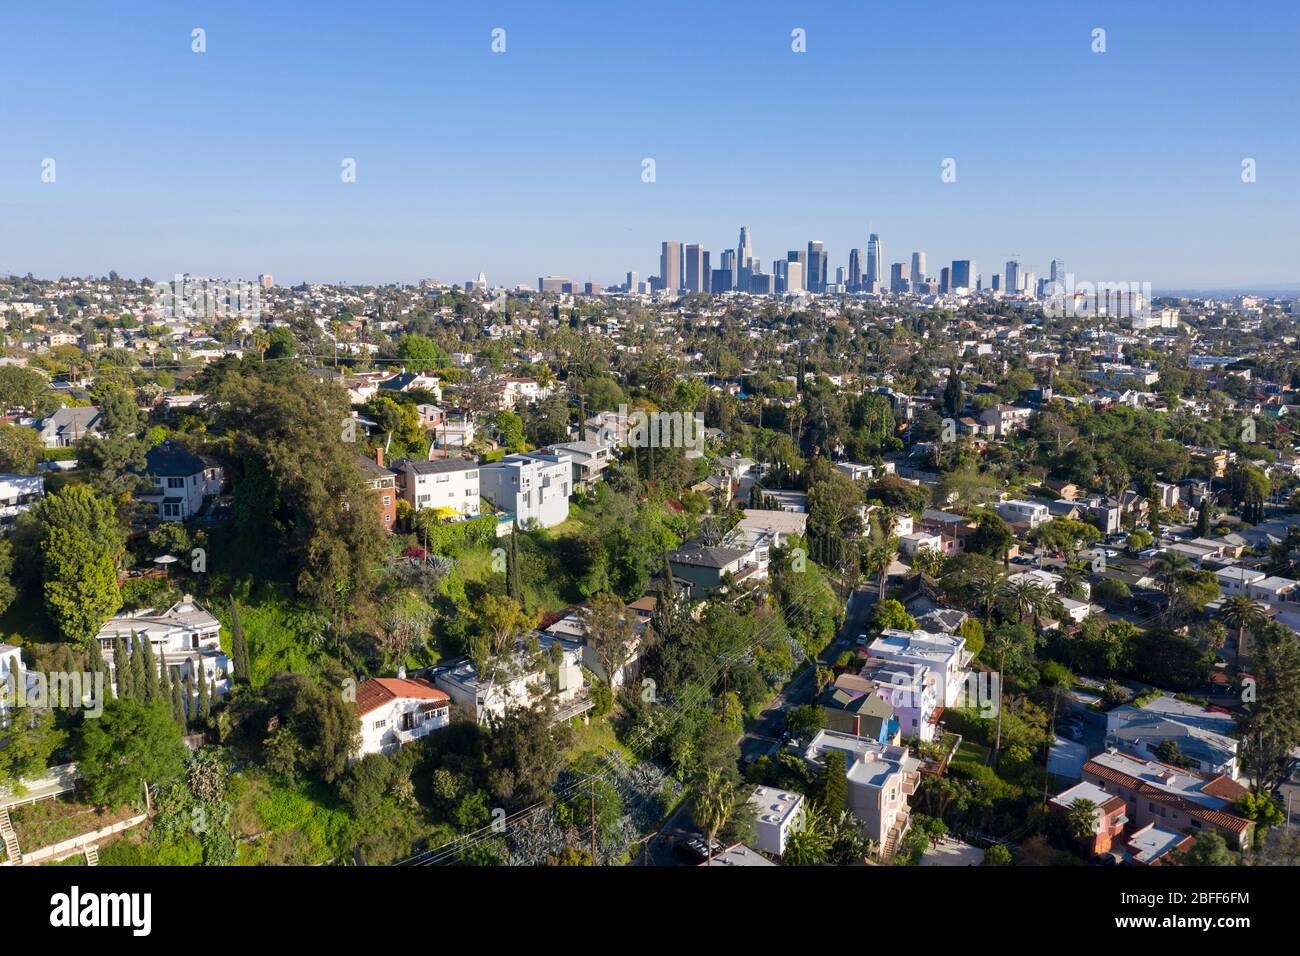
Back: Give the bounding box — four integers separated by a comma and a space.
1083, 757, 1251, 835
354, 677, 449, 717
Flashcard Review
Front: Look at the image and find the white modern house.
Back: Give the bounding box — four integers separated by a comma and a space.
479, 451, 572, 529
431, 636, 590, 725
394, 457, 481, 517
0, 473, 44, 531
868, 628, 973, 708
94, 597, 232, 696
748, 785, 806, 856
995, 499, 1050, 529
353, 675, 451, 757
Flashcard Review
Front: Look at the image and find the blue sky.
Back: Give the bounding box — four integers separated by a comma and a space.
1, 1, 1296, 290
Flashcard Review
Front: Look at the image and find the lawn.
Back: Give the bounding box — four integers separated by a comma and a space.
950, 740, 991, 775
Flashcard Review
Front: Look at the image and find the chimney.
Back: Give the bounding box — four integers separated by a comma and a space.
375, 446, 384, 469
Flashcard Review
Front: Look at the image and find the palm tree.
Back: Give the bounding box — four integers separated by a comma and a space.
998, 579, 1051, 626
969, 570, 1005, 623
1066, 798, 1100, 849
1219, 594, 1266, 672
864, 539, 897, 601
987, 626, 1033, 767
1153, 551, 1190, 596
783, 801, 833, 865
691, 769, 735, 867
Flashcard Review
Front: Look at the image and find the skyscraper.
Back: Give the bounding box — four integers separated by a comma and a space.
626, 271, 638, 292
785, 259, 804, 293
684, 244, 705, 293
848, 248, 863, 291
1005, 259, 1022, 293
807, 240, 827, 293
890, 262, 908, 293
1049, 259, 1066, 294
950, 260, 975, 291
940, 266, 951, 294
866, 234, 883, 291
910, 252, 926, 287
737, 226, 752, 273
720, 249, 736, 287
660, 241, 681, 292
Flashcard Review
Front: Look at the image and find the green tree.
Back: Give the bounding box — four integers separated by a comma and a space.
692, 768, 736, 866
817, 749, 848, 818
34, 484, 125, 644
76, 698, 186, 807
229, 597, 252, 686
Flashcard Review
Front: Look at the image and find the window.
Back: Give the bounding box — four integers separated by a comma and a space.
382, 496, 391, 506
373, 719, 386, 730
167, 476, 184, 488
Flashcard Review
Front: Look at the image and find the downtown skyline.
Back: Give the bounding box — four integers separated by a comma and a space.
1, 1, 1297, 290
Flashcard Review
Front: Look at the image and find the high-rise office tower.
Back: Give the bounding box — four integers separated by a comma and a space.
991, 274, 1001, 292
910, 252, 926, 287
866, 234, 883, 291
720, 249, 736, 286
737, 226, 752, 272
848, 248, 863, 291
702, 251, 711, 292
940, 267, 951, 294
807, 241, 827, 293
1049, 259, 1066, 294
660, 241, 681, 291
1005, 259, 1022, 293
890, 262, 908, 293
785, 260, 805, 293
626, 271, 638, 292
684, 244, 705, 293
950, 260, 975, 291
710, 268, 732, 292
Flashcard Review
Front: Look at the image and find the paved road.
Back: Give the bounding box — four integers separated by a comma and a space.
634, 585, 876, 865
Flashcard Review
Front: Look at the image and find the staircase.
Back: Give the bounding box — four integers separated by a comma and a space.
84, 844, 99, 866
0, 807, 21, 864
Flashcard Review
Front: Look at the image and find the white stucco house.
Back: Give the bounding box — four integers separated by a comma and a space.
353, 675, 451, 757
479, 451, 572, 529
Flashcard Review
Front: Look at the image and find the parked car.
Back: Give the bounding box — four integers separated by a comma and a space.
673, 836, 722, 863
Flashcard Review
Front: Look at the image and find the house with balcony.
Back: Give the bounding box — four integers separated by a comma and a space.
480, 451, 571, 529
94, 597, 232, 697
0, 473, 44, 531
538, 440, 611, 491
801, 730, 922, 859
1049, 780, 1130, 857
353, 675, 451, 757
867, 628, 973, 708
1104, 694, 1240, 779
393, 456, 481, 519
667, 543, 765, 599
137, 440, 224, 522
1081, 749, 1254, 850
430, 635, 590, 725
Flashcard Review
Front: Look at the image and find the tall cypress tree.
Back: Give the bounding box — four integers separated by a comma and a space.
168, 665, 186, 732
184, 671, 196, 723
229, 597, 251, 687
1196, 500, 1212, 537
113, 634, 131, 699
140, 634, 161, 703
86, 637, 110, 700
506, 531, 525, 607
197, 663, 210, 723
129, 634, 148, 701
